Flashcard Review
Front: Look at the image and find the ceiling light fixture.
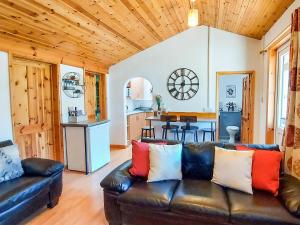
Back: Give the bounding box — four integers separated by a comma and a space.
188, 0, 198, 27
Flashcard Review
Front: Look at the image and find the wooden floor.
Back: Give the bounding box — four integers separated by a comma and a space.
24, 148, 131, 225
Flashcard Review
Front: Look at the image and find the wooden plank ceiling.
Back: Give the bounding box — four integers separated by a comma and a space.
0, 0, 294, 69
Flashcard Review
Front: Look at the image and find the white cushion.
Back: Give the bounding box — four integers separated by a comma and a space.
147, 144, 182, 182
0, 144, 24, 183
211, 146, 254, 194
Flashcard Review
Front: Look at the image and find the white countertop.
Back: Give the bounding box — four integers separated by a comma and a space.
127, 109, 153, 116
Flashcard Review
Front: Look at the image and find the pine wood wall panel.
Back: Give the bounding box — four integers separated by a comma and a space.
10, 58, 55, 159
0, 0, 294, 68
85, 74, 97, 121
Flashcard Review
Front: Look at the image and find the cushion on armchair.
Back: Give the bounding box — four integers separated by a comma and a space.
21, 158, 64, 177
279, 174, 300, 218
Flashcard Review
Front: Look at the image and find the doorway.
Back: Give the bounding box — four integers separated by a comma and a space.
85, 71, 107, 121
125, 77, 153, 143
216, 71, 255, 144
10, 58, 56, 159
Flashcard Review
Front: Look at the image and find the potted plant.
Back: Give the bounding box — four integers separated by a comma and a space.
155, 94, 162, 111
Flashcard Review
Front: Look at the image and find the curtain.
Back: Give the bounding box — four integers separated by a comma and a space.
283, 8, 300, 180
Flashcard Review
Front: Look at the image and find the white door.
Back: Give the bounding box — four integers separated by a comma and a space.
275, 43, 290, 144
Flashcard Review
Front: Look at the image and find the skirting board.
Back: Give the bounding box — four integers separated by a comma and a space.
110, 144, 128, 149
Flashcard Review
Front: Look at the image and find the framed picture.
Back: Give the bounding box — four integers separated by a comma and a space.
226, 85, 236, 98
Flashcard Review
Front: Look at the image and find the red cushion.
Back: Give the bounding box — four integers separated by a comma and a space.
129, 140, 166, 177
236, 145, 282, 195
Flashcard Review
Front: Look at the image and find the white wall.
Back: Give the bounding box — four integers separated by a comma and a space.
108, 26, 263, 145
219, 75, 247, 110
60, 64, 85, 123
0, 51, 13, 142
209, 28, 263, 143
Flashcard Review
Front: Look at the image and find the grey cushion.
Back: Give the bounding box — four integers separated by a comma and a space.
0, 144, 24, 183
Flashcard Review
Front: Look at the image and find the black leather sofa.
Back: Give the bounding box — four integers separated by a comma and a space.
0, 140, 64, 225
101, 140, 300, 225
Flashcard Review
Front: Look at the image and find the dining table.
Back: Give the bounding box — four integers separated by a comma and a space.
145, 116, 217, 137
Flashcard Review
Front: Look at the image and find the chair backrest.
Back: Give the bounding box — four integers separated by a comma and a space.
179, 116, 197, 123
160, 115, 177, 122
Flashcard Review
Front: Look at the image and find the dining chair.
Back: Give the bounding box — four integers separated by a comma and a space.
180, 116, 199, 142
141, 126, 155, 139
160, 115, 179, 140
201, 122, 216, 141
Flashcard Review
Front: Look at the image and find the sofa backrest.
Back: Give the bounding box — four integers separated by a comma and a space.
140, 138, 280, 180
182, 142, 224, 180
141, 138, 182, 145
182, 142, 280, 180
0, 140, 13, 148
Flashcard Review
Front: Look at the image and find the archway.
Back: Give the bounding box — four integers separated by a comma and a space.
124, 77, 154, 143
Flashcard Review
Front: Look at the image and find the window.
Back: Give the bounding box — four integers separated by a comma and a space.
277, 44, 290, 129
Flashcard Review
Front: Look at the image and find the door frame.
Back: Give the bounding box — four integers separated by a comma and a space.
8, 56, 63, 162
216, 71, 255, 143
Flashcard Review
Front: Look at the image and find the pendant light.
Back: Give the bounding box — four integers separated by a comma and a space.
188, 0, 198, 27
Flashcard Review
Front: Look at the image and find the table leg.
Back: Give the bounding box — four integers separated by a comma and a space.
149, 120, 153, 139
211, 122, 213, 141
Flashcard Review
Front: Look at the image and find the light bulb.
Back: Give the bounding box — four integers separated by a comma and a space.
188, 9, 198, 27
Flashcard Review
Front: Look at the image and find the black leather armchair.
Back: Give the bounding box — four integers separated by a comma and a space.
101, 140, 300, 225
0, 140, 64, 225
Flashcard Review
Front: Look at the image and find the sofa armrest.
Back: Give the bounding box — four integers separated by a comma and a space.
279, 174, 300, 217
100, 160, 137, 193
22, 158, 64, 177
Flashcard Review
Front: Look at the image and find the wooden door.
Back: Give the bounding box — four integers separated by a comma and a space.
241, 76, 251, 143
10, 58, 54, 159
85, 73, 96, 120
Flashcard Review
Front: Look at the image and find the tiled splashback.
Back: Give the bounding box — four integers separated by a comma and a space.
126, 98, 153, 111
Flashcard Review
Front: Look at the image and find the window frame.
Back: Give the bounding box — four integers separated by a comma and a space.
275, 42, 290, 140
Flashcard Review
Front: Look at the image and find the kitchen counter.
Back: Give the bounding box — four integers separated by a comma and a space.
127, 110, 153, 116
62, 119, 110, 174
61, 119, 109, 127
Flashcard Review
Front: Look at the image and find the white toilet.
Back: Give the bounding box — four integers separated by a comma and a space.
226, 126, 239, 143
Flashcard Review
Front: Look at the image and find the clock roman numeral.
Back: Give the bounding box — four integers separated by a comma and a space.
190, 88, 197, 94
181, 93, 184, 100
174, 91, 179, 99
180, 68, 185, 76
167, 82, 175, 86
174, 71, 180, 78
187, 92, 192, 99
189, 75, 197, 80
169, 88, 176, 93
186, 70, 191, 77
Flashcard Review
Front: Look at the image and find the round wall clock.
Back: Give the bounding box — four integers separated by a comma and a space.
167, 68, 199, 100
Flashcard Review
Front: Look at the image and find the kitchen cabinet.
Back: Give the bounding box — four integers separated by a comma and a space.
127, 112, 153, 142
